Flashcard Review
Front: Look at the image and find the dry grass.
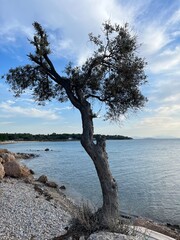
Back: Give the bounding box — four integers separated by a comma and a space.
54, 202, 135, 239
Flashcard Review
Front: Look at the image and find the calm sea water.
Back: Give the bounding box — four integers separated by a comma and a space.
1, 139, 180, 225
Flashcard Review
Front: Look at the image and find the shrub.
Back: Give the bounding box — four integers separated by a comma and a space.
56, 202, 135, 239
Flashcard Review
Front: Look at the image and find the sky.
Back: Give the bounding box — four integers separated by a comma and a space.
0, 0, 180, 138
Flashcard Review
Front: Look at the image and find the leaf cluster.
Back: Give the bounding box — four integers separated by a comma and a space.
3, 64, 67, 103
64, 21, 147, 120
2, 21, 147, 120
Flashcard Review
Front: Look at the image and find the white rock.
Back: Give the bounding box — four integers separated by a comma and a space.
0, 162, 5, 179
88, 231, 129, 240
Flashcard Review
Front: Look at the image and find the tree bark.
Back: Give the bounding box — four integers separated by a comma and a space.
79, 100, 119, 225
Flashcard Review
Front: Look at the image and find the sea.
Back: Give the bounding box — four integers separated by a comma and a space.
1, 139, 180, 225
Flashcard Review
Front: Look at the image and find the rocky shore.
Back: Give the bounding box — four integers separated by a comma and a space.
0, 148, 38, 179
0, 149, 72, 239
0, 148, 179, 239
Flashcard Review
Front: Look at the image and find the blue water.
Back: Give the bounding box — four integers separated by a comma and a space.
1, 139, 180, 225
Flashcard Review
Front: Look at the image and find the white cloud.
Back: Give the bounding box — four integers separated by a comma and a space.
162, 94, 180, 104
119, 112, 180, 138
0, 20, 33, 45
0, 0, 179, 61
150, 46, 180, 74
0, 0, 154, 64
155, 105, 180, 116
141, 26, 170, 55
6, 100, 16, 104
168, 9, 180, 25
1, 121, 14, 125
54, 106, 73, 111
0, 101, 59, 120
140, 116, 180, 131
129, 101, 180, 137
149, 77, 180, 106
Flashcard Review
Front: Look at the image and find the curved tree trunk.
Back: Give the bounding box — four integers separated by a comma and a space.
79, 100, 119, 225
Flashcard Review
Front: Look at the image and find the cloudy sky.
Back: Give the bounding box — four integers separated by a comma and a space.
0, 0, 180, 138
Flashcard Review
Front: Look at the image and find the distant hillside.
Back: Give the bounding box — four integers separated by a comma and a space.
0, 133, 132, 142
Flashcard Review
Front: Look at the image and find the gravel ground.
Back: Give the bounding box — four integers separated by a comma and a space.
0, 178, 71, 240
0, 178, 179, 240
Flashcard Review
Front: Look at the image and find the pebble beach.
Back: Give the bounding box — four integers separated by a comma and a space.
0, 177, 71, 240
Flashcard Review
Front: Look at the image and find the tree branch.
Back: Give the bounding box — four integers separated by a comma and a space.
86, 94, 107, 102
28, 54, 57, 80
28, 53, 82, 109
43, 54, 59, 78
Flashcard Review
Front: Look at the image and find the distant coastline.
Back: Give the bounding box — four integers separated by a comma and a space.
0, 133, 132, 143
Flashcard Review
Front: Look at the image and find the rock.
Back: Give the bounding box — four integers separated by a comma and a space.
88, 232, 129, 240
0, 162, 5, 179
23, 177, 33, 184
45, 148, 49, 151
0, 149, 34, 179
45, 195, 53, 201
0, 150, 38, 163
0, 149, 9, 154
79, 236, 86, 240
60, 185, 66, 190
34, 184, 44, 195
0, 153, 16, 163
3, 160, 22, 178
15, 153, 38, 159
20, 165, 32, 177
0, 157, 3, 164
45, 181, 58, 188
29, 169, 35, 174
37, 175, 48, 183
167, 223, 180, 230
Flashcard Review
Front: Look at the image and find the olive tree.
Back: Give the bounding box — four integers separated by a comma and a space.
3, 21, 147, 225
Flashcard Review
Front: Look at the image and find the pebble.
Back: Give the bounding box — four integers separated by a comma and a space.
0, 178, 71, 240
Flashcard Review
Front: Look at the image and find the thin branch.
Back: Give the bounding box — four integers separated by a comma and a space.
86, 94, 106, 102
43, 54, 59, 77
28, 54, 56, 81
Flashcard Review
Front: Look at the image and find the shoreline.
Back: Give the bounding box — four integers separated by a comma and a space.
0, 176, 179, 239
0, 148, 179, 239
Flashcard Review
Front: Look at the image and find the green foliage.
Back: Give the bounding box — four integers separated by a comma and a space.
67, 21, 147, 120
30, 22, 51, 56
0, 133, 132, 142
2, 21, 147, 121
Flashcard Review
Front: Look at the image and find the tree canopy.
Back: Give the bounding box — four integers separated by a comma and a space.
3, 21, 147, 121
2, 21, 148, 229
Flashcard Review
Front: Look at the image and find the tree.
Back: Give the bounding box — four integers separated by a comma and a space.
2, 21, 147, 225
